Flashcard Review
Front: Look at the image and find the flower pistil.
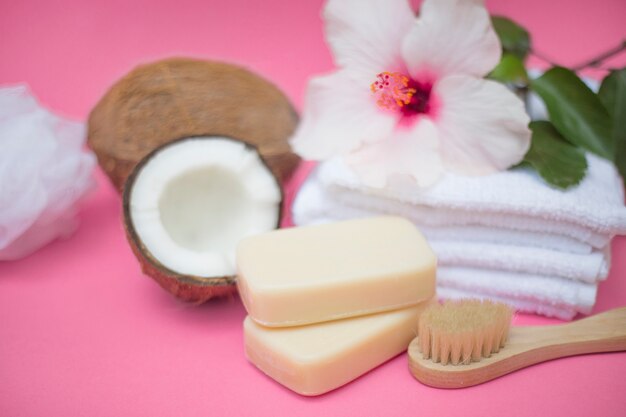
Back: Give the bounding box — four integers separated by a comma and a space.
370, 72, 416, 110
371, 72, 434, 118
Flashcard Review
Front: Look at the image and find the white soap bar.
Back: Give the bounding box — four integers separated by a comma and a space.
236, 216, 436, 327
244, 299, 434, 396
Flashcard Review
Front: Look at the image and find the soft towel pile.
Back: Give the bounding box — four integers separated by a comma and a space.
292, 154, 626, 320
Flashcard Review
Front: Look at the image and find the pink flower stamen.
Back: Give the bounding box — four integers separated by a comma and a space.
370, 72, 416, 110
371, 72, 434, 119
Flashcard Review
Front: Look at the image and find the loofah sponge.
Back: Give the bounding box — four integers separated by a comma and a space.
0, 84, 96, 260
88, 58, 300, 192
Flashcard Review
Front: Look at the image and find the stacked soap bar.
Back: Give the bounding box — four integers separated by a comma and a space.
236, 216, 437, 395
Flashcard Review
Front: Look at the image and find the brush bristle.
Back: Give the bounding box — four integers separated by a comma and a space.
418, 299, 513, 365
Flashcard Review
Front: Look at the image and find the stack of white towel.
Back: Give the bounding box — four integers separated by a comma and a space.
292, 154, 626, 320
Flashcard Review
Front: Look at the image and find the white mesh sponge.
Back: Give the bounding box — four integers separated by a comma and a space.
0, 84, 96, 260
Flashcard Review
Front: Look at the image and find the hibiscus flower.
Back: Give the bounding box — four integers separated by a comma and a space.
290, 0, 531, 187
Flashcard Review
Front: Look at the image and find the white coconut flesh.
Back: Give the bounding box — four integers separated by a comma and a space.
128, 137, 282, 278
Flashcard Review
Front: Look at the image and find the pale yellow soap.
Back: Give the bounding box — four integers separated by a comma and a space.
244, 299, 434, 396
236, 216, 436, 327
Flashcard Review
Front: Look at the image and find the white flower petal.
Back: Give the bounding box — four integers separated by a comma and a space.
324, 0, 415, 81
345, 119, 443, 188
434, 75, 531, 175
290, 70, 397, 160
402, 0, 501, 79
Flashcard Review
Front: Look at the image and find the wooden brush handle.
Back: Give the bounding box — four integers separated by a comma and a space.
519, 306, 626, 358
409, 307, 626, 389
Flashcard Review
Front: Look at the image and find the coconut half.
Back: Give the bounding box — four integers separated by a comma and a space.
88, 58, 300, 192
123, 136, 282, 302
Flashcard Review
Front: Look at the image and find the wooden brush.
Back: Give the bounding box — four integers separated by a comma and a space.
408, 299, 626, 388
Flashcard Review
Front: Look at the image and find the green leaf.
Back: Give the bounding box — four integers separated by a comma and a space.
598, 70, 619, 117
491, 16, 531, 60
601, 68, 626, 180
531, 67, 613, 159
488, 53, 529, 84
524, 121, 588, 189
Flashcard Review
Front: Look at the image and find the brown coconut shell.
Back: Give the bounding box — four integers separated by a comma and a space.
122, 136, 283, 303
88, 57, 300, 192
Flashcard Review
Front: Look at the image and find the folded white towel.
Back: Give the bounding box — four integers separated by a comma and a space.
294, 175, 594, 253
293, 174, 610, 282
436, 287, 579, 321
437, 267, 597, 315
291, 154, 626, 319
325, 185, 611, 248
431, 241, 609, 283
310, 153, 626, 248
420, 225, 592, 255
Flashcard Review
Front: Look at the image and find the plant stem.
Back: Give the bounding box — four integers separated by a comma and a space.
530, 41, 626, 72
572, 40, 626, 71
529, 48, 559, 67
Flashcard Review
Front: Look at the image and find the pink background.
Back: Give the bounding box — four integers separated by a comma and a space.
1, 0, 626, 415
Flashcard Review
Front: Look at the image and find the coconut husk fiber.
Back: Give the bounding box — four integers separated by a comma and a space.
88, 57, 300, 192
